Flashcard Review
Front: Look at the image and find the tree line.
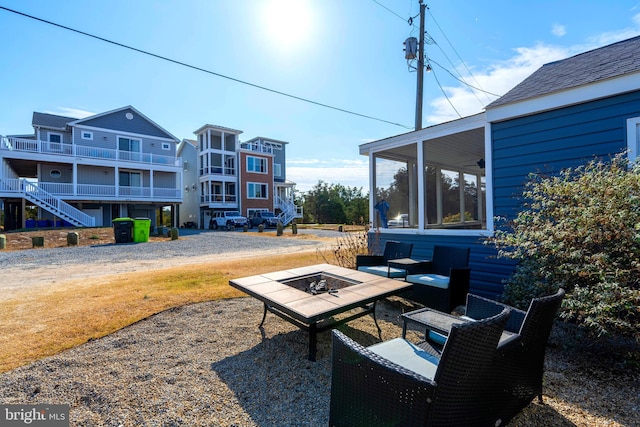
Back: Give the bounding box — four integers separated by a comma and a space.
298, 180, 368, 225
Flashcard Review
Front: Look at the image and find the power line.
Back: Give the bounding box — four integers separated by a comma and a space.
427, 8, 495, 103
370, 0, 418, 28
428, 63, 462, 118
0, 6, 413, 130
371, 0, 406, 22
428, 58, 501, 97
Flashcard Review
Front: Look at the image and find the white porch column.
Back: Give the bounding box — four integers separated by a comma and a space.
73, 163, 77, 196
150, 171, 154, 198
417, 138, 425, 230
484, 123, 494, 233
369, 151, 376, 227
115, 167, 119, 197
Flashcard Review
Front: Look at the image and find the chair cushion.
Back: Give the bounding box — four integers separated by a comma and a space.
367, 338, 439, 380
357, 266, 406, 278
405, 273, 450, 289
427, 330, 447, 346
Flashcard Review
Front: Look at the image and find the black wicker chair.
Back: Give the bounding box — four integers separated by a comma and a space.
355, 240, 413, 278
405, 245, 470, 312
329, 307, 511, 427
420, 289, 566, 426
489, 289, 565, 426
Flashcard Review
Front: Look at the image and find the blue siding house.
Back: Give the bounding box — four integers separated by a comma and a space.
360, 35, 640, 299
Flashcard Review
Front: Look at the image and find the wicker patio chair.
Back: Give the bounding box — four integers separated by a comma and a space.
405, 245, 470, 312
489, 289, 565, 426
329, 307, 511, 427
355, 240, 413, 278
418, 289, 566, 426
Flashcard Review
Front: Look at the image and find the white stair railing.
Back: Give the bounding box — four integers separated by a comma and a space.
22, 179, 95, 227
275, 195, 303, 226
1, 135, 13, 150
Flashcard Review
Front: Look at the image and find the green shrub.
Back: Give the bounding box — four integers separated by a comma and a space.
490, 153, 640, 340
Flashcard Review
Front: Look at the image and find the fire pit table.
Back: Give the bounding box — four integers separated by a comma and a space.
229, 263, 413, 361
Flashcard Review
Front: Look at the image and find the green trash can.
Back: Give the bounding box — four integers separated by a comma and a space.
113, 217, 133, 243
132, 218, 151, 243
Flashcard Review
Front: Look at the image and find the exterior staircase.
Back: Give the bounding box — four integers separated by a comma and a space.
275, 195, 303, 226
0, 177, 95, 227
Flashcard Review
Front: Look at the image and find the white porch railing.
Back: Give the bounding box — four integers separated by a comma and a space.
239, 141, 274, 154
199, 166, 236, 176
1, 136, 181, 167
37, 182, 181, 200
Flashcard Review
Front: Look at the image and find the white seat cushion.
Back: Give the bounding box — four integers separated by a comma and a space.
367, 338, 439, 380
357, 266, 406, 278
405, 273, 450, 289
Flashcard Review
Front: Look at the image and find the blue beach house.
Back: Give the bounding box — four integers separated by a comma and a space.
360, 35, 640, 298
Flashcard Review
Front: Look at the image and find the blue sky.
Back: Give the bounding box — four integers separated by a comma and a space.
1, 1, 639, 192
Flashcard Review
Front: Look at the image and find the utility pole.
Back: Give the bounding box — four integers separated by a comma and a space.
415, 0, 426, 131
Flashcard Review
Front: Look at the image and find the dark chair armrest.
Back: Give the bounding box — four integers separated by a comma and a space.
356, 254, 385, 267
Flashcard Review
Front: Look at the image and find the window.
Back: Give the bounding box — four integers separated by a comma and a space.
46, 132, 64, 152
118, 136, 141, 152
247, 156, 267, 173
81, 131, 93, 140
119, 171, 141, 187
50, 169, 62, 179
371, 122, 486, 231
48, 132, 62, 143
248, 182, 268, 199
375, 156, 415, 228
274, 163, 282, 177
162, 142, 171, 150
627, 116, 640, 162
118, 136, 142, 161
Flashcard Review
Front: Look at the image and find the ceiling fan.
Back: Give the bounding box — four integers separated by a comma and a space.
463, 158, 485, 169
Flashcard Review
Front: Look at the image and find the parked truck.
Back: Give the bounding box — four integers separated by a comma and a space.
209, 211, 248, 230
248, 211, 280, 228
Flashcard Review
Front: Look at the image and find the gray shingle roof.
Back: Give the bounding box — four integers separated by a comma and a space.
32, 112, 76, 129
487, 35, 640, 109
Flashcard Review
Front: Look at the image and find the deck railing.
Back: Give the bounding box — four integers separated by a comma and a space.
36, 182, 181, 200
1, 136, 181, 167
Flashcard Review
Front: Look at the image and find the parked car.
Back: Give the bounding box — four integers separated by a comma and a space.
387, 213, 409, 227
248, 211, 280, 228
209, 211, 247, 230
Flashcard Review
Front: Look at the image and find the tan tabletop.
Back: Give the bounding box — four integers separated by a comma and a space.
230, 263, 413, 360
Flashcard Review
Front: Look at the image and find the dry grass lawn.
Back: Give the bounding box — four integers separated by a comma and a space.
0, 250, 322, 373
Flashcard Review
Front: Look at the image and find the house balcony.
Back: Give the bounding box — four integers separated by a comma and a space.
0, 178, 182, 202
239, 141, 274, 154
199, 166, 236, 177
1, 137, 182, 168
200, 194, 238, 209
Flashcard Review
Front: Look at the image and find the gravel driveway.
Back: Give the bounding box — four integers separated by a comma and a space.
0, 229, 343, 295
0, 228, 342, 267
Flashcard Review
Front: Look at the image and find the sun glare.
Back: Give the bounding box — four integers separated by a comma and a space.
261, 0, 315, 53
